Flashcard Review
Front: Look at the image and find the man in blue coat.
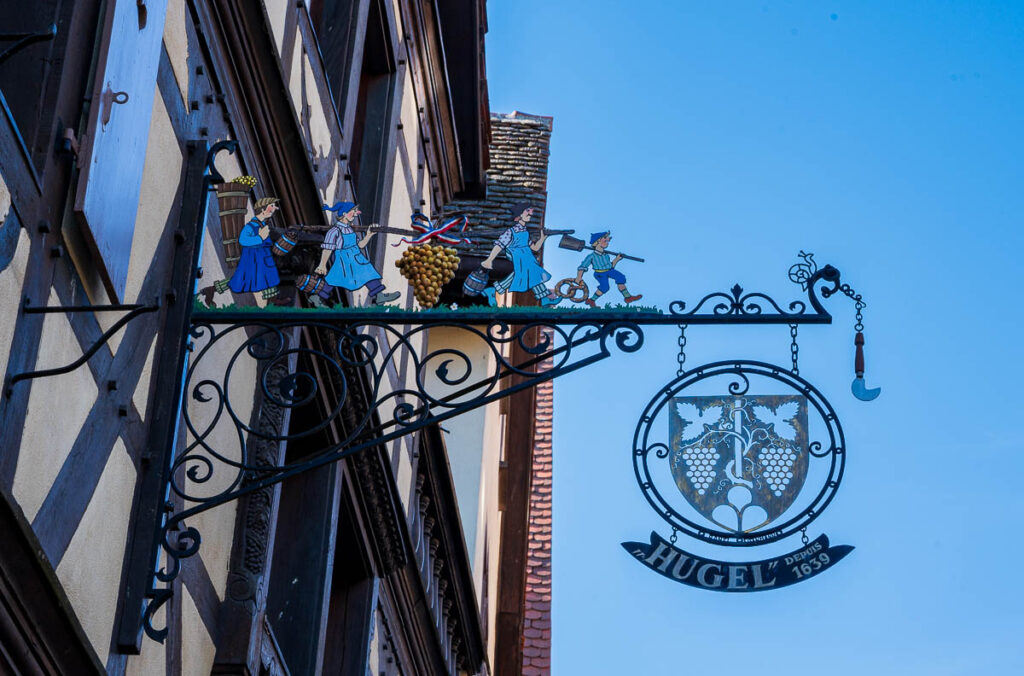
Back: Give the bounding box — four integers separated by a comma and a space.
201, 197, 285, 308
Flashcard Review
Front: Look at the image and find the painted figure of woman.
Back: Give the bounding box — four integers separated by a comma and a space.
480, 202, 561, 307
202, 197, 286, 307
308, 201, 400, 307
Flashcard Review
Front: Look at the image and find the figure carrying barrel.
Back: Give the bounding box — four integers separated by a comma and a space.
201, 196, 289, 308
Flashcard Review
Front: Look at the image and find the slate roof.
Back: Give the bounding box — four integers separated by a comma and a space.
442, 111, 554, 260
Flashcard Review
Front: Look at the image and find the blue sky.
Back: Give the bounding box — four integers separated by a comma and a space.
486, 1, 1024, 673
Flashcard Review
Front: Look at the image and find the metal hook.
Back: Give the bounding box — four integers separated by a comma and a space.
101, 83, 130, 126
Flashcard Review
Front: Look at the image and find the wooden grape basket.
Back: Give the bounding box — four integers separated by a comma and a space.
214, 181, 251, 268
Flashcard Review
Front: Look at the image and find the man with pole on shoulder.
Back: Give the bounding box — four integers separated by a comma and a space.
480, 202, 562, 307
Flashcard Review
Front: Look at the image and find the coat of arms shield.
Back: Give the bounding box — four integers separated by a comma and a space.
669, 395, 808, 533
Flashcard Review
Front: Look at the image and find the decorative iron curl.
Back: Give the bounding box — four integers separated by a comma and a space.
808, 440, 834, 458
670, 284, 809, 319
662, 252, 847, 324
142, 517, 202, 641
728, 371, 751, 395
647, 442, 671, 459
788, 250, 818, 289
142, 315, 643, 635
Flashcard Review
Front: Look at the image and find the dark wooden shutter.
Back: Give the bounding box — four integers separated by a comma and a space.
73, 0, 168, 300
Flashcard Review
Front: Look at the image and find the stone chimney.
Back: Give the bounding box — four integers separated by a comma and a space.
442, 111, 553, 261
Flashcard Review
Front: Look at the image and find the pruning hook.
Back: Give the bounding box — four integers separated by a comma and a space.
851, 331, 881, 401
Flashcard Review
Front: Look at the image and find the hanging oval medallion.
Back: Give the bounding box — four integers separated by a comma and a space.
633, 360, 845, 546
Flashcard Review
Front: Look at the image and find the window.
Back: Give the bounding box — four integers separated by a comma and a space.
310, 0, 398, 224
0, 0, 69, 176
347, 0, 397, 224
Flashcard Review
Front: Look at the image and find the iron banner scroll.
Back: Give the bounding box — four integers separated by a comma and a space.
624, 532, 853, 591
623, 359, 855, 590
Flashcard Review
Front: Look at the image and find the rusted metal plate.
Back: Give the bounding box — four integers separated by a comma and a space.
669, 394, 809, 532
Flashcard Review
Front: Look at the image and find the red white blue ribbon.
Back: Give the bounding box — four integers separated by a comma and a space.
393, 212, 472, 246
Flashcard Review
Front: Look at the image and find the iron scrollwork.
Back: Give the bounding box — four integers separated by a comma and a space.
666, 260, 840, 323
129, 140, 862, 640
142, 317, 642, 639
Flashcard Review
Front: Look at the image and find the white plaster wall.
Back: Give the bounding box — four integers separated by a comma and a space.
264, 0, 290, 56
381, 131, 415, 306
321, 161, 341, 208
423, 326, 510, 636
395, 442, 413, 514
286, 32, 305, 126
200, 229, 227, 303
55, 438, 136, 664
12, 288, 99, 521
380, 69, 429, 310
0, 227, 30, 382
0, 169, 9, 222
132, 333, 158, 422
181, 587, 216, 675
425, 329, 489, 553
125, 93, 184, 306
164, 0, 190, 106
288, 40, 334, 158
482, 402, 505, 669
474, 381, 504, 584
125, 612, 167, 676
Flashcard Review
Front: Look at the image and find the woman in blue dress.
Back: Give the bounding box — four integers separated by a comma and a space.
202, 197, 285, 308
308, 202, 400, 307
480, 202, 561, 307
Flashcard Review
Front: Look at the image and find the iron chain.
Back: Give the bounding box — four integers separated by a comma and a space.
676, 324, 688, 377
839, 283, 866, 332
789, 324, 799, 375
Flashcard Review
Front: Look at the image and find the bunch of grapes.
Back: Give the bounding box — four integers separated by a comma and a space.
228, 175, 257, 188
395, 244, 460, 308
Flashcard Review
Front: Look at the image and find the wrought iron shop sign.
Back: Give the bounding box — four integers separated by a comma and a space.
4, 142, 879, 644
623, 360, 855, 590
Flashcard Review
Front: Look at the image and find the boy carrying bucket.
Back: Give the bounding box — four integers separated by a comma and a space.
573, 230, 642, 307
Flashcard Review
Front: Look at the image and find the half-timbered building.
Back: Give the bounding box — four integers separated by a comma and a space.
0, 0, 555, 674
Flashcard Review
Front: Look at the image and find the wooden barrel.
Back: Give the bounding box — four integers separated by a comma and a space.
462, 267, 490, 297
273, 228, 300, 257
296, 273, 325, 296
215, 182, 250, 268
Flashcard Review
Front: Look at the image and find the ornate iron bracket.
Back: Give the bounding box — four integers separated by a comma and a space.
138, 266, 845, 641
116, 142, 859, 644
0, 23, 57, 68
4, 298, 161, 396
